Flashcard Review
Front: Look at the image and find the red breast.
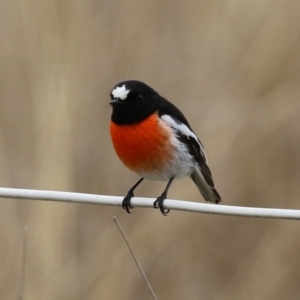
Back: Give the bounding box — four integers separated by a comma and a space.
110, 113, 174, 174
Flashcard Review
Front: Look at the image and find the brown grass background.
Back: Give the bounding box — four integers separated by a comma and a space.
1, 1, 300, 299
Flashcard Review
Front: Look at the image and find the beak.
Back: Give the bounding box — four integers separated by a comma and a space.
109, 98, 124, 105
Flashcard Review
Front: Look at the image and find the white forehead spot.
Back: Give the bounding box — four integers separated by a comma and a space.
111, 84, 131, 100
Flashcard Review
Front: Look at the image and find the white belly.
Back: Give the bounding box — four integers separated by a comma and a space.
136, 137, 196, 181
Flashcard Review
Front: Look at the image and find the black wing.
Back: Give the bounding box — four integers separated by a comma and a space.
158, 96, 221, 202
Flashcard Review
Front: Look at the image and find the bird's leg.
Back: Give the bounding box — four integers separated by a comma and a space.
154, 177, 174, 216
122, 178, 144, 213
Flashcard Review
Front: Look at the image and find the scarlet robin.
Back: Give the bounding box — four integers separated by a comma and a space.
109, 80, 221, 215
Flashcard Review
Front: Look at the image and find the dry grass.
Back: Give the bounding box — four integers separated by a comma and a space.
0, 1, 300, 299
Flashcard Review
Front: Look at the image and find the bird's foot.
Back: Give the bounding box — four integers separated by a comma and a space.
153, 192, 170, 216
122, 190, 134, 213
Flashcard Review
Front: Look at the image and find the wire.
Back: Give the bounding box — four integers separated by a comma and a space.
0, 187, 299, 220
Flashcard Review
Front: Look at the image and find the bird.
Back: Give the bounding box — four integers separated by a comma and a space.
109, 80, 221, 216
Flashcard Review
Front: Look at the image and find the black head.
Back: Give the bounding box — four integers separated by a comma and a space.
109, 80, 160, 125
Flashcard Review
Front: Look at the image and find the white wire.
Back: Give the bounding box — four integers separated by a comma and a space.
0, 187, 299, 220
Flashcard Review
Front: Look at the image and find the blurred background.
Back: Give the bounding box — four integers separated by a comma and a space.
0, 1, 300, 299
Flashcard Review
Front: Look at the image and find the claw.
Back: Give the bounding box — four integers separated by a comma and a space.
122, 190, 134, 213
153, 193, 170, 216
153, 177, 174, 216
121, 178, 144, 214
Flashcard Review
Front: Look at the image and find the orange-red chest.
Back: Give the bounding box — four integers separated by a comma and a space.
110, 114, 173, 174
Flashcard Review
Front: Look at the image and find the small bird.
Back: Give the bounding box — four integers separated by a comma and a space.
109, 80, 221, 215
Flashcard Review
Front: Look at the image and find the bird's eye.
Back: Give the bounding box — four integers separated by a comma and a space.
136, 95, 143, 102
